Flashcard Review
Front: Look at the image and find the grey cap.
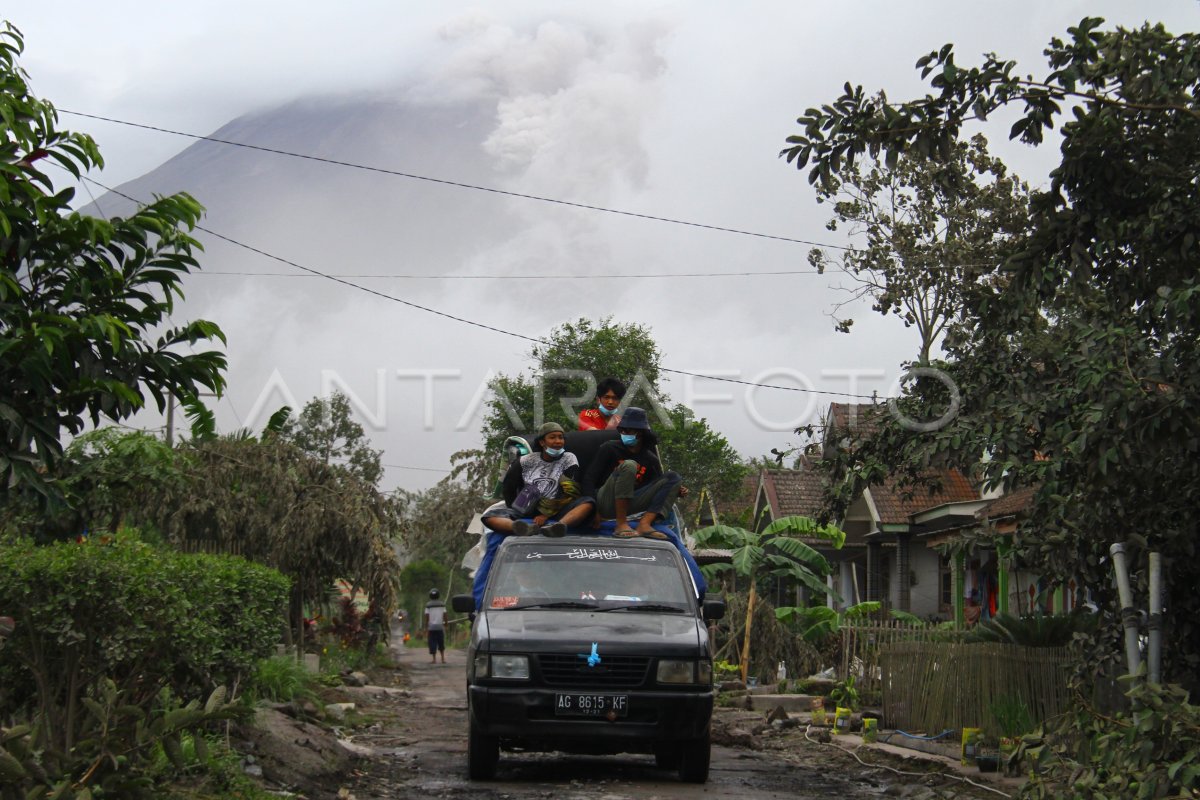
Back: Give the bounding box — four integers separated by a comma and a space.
536, 421, 564, 439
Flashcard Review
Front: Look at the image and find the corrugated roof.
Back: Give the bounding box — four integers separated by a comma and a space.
827, 402, 886, 438
867, 469, 979, 524
978, 484, 1038, 519
761, 465, 826, 519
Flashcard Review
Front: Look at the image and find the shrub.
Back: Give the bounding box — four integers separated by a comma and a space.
0, 539, 290, 755
247, 655, 319, 704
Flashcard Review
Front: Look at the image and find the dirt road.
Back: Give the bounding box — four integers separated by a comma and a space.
342, 635, 1005, 800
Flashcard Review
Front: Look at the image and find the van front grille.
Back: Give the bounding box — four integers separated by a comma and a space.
537, 653, 650, 688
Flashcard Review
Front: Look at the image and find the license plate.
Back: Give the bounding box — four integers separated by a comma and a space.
554, 693, 628, 717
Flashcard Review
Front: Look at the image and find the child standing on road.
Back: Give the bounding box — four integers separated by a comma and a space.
424, 589, 446, 664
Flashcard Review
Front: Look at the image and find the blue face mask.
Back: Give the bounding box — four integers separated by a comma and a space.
598, 404, 617, 416
544, 446, 565, 458
620, 433, 638, 447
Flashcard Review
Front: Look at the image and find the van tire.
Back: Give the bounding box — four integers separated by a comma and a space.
467, 720, 499, 780
677, 732, 710, 783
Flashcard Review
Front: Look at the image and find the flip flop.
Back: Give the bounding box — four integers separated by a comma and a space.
613, 526, 638, 538
512, 520, 534, 536
639, 529, 669, 541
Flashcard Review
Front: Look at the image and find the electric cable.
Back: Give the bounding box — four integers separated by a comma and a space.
62, 109, 854, 251
77, 175, 888, 401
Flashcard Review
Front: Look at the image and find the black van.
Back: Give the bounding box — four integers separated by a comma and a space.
452, 534, 725, 782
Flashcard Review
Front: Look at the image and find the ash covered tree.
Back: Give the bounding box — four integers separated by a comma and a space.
782, 12, 1200, 698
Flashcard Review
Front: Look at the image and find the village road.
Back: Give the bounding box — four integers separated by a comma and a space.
342, 630, 1004, 800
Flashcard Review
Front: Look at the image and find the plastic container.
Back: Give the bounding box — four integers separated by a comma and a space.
833, 706, 852, 735
961, 727, 982, 766
810, 696, 826, 726
862, 717, 878, 743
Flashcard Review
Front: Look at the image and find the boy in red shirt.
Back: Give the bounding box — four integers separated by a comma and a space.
578, 377, 625, 430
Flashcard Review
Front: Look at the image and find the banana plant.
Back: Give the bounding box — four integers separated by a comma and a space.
694, 515, 847, 683
777, 600, 924, 642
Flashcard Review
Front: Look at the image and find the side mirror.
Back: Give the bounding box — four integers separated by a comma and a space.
702, 597, 726, 622
451, 594, 476, 614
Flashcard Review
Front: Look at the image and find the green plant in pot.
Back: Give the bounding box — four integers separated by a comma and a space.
990, 694, 1033, 772
830, 675, 859, 711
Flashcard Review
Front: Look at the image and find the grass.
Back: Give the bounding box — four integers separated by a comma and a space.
246, 654, 321, 705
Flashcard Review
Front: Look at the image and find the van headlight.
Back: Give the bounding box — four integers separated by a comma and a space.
657, 659, 711, 685
480, 654, 529, 680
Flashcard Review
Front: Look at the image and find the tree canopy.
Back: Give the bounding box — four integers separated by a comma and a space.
0, 23, 226, 498
280, 391, 383, 486
809, 134, 1030, 363
479, 316, 747, 508
785, 17, 1200, 692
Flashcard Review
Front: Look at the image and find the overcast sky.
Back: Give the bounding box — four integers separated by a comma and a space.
8, 2, 1198, 492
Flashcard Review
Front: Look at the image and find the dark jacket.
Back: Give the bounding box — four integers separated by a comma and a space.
581, 440, 663, 498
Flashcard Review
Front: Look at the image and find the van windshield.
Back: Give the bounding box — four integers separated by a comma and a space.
486, 543, 693, 612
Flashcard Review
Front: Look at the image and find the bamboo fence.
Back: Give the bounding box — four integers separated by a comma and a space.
840, 619, 966, 700
879, 640, 1073, 736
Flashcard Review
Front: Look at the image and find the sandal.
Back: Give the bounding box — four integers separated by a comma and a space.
639, 529, 669, 541
613, 526, 638, 538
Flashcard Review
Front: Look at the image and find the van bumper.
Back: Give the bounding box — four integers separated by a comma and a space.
469, 685, 714, 748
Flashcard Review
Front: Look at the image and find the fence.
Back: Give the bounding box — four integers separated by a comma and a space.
840, 619, 966, 700
879, 640, 1073, 736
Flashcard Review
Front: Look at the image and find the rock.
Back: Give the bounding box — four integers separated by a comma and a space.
719, 680, 747, 692
710, 718, 758, 749
343, 671, 369, 687
324, 702, 356, 720
813, 728, 832, 743
766, 705, 789, 723
235, 707, 354, 790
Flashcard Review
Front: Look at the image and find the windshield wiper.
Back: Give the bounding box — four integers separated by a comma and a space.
507, 600, 599, 610
603, 603, 686, 613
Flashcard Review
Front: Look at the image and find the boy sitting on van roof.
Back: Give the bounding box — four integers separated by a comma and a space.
481, 422, 595, 537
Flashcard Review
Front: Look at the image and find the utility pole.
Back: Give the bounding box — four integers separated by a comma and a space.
165, 392, 219, 447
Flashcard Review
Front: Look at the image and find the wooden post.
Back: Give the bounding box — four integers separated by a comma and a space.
740, 580, 757, 684
996, 539, 1011, 614
954, 551, 966, 627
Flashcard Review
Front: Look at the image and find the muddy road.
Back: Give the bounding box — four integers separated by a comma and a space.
338, 636, 1007, 800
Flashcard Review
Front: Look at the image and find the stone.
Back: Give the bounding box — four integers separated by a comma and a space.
324, 702, 356, 720
766, 705, 789, 723
235, 707, 354, 789
343, 671, 369, 687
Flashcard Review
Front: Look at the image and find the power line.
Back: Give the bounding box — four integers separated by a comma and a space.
81, 176, 884, 401
63, 109, 854, 252
383, 463, 453, 473
196, 268, 829, 279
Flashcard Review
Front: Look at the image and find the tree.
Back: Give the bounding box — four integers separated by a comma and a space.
808, 134, 1030, 363
0, 23, 226, 498
784, 15, 1200, 685
281, 391, 382, 486
694, 515, 845, 682
479, 317, 746, 509
149, 436, 401, 647
480, 317, 664, 454
783, 19, 1200, 794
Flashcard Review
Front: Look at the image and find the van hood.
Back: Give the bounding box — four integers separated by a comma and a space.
479, 609, 705, 656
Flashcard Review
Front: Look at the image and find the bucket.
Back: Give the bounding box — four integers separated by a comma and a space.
810, 696, 826, 726
862, 717, 878, 743
961, 727, 982, 766
833, 706, 852, 735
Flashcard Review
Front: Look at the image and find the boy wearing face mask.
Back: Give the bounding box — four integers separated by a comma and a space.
578, 377, 626, 431
482, 422, 594, 537
582, 407, 686, 538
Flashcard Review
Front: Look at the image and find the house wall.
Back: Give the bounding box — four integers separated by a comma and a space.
907, 543, 943, 618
